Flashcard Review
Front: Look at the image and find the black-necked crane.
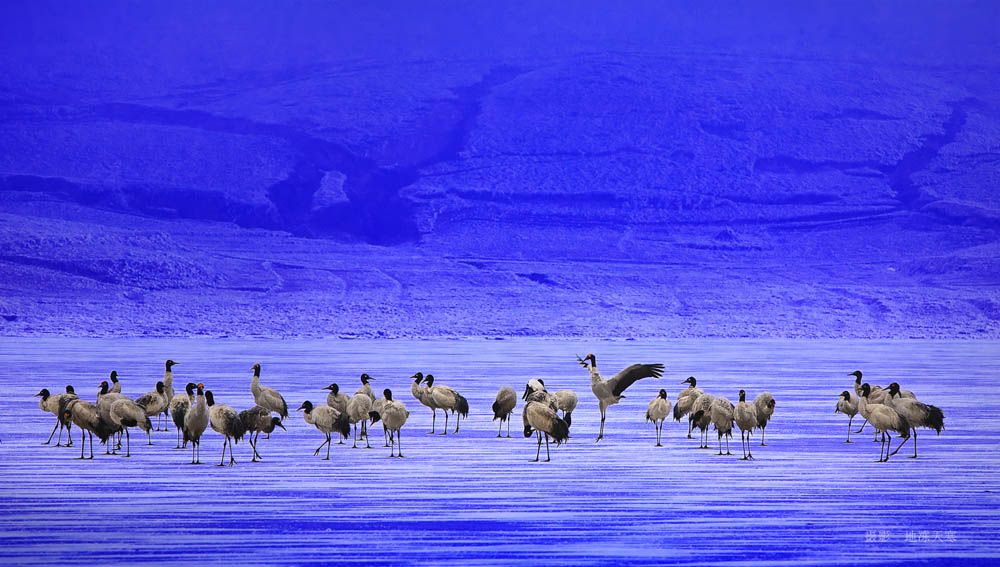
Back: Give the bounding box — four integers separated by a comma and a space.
371, 391, 391, 447
347, 393, 373, 449
673, 377, 703, 439
297, 400, 350, 459
835, 391, 860, 443
424, 375, 469, 435
860, 383, 910, 462
109, 370, 122, 394
886, 383, 944, 459
34, 385, 77, 447
371, 389, 409, 458
523, 379, 557, 408
690, 393, 715, 449
65, 399, 114, 460
554, 389, 578, 428
754, 392, 775, 446
169, 382, 197, 449
858, 381, 891, 442
206, 390, 244, 467
492, 386, 517, 438
851, 371, 888, 439
239, 405, 286, 462
157, 360, 178, 431
645, 389, 671, 447
410, 372, 438, 434
522, 400, 570, 462
734, 390, 758, 460
250, 363, 288, 437
578, 353, 664, 442
183, 383, 209, 464
711, 396, 735, 456
134, 381, 168, 445
97, 380, 128, 453
355, 373, 376, 403
109, 397, 152, 458
322, 383, 350, 444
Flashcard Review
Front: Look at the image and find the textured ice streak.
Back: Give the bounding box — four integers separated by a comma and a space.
0, 338, 997, 565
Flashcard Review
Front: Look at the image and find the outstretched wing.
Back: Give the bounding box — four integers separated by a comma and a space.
609, 364, 664, 396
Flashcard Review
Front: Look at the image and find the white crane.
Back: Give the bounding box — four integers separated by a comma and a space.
134, 381, 168, 445
645, 389, 671, 447
371, 389, 410, 458
859, 383, 910, 462
754, 392, 776, 446
250, 363, 289, 436
492, 386, 517, 438
183, 383, 209, 465
886, 383, 944, 459
711, 396, 735, 456
239, 405, 286, 462
424, 375, 469, 435
673, 377, 703, 439
522, 400, 570, 462
206, 390, 244, 467
297, 400, 350, 459
169, 382, 197, 449
578, 353, 664, 442
734, 390, 758, 460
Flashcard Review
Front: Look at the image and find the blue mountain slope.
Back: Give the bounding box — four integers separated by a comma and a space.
0, 1, 997, 337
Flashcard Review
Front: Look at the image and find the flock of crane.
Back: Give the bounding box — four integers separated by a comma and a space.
31, 356, 946, 465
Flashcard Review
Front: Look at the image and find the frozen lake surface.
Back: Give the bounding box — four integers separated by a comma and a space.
1, 338, 997, 565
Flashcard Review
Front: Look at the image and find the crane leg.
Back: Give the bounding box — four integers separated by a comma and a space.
89, 431, 95, 459
687, 418, 693, 439
189, 441, 196, 464
428, 410, 436, 434
760, 426, 767, 446
76, 431, 87, 459
544, 433, 551, 462
497, 420, 503, 438
533, 431, 542, 462
254, 432, 263, 460
855, 419, 868, 434
123, 428, 131, 458
218, 438, 228, 466
726, 435, 732, 455
717, 434, 723, 455
595, 409, 605, 443
383, 425, 390, 447
147, 427, 153, 445
351, 424, 358, 449
846, 416, 854, 443
229, 437, 237, 466
440, 412, 449, 435
55, 421, 65, 447
365, 427, 371, 449
909, 429, 918, 458
398, 429, 404, 458
326, 433, 332, 460
44, 419, 59, 445
454, 413, 460, 434
506, 417, 511, 438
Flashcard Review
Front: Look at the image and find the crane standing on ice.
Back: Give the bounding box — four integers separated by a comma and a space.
578, 353, 664, 442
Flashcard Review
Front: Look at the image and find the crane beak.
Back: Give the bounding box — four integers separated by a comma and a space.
322, 385, 333, 390
276, 422, 287, 431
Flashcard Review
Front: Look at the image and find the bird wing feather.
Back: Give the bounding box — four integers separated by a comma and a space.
608, 364, 664, 396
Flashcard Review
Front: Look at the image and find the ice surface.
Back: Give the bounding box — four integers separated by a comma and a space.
1, 338, 997, 565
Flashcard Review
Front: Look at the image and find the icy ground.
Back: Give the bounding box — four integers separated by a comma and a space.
1, 338, 997, 565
